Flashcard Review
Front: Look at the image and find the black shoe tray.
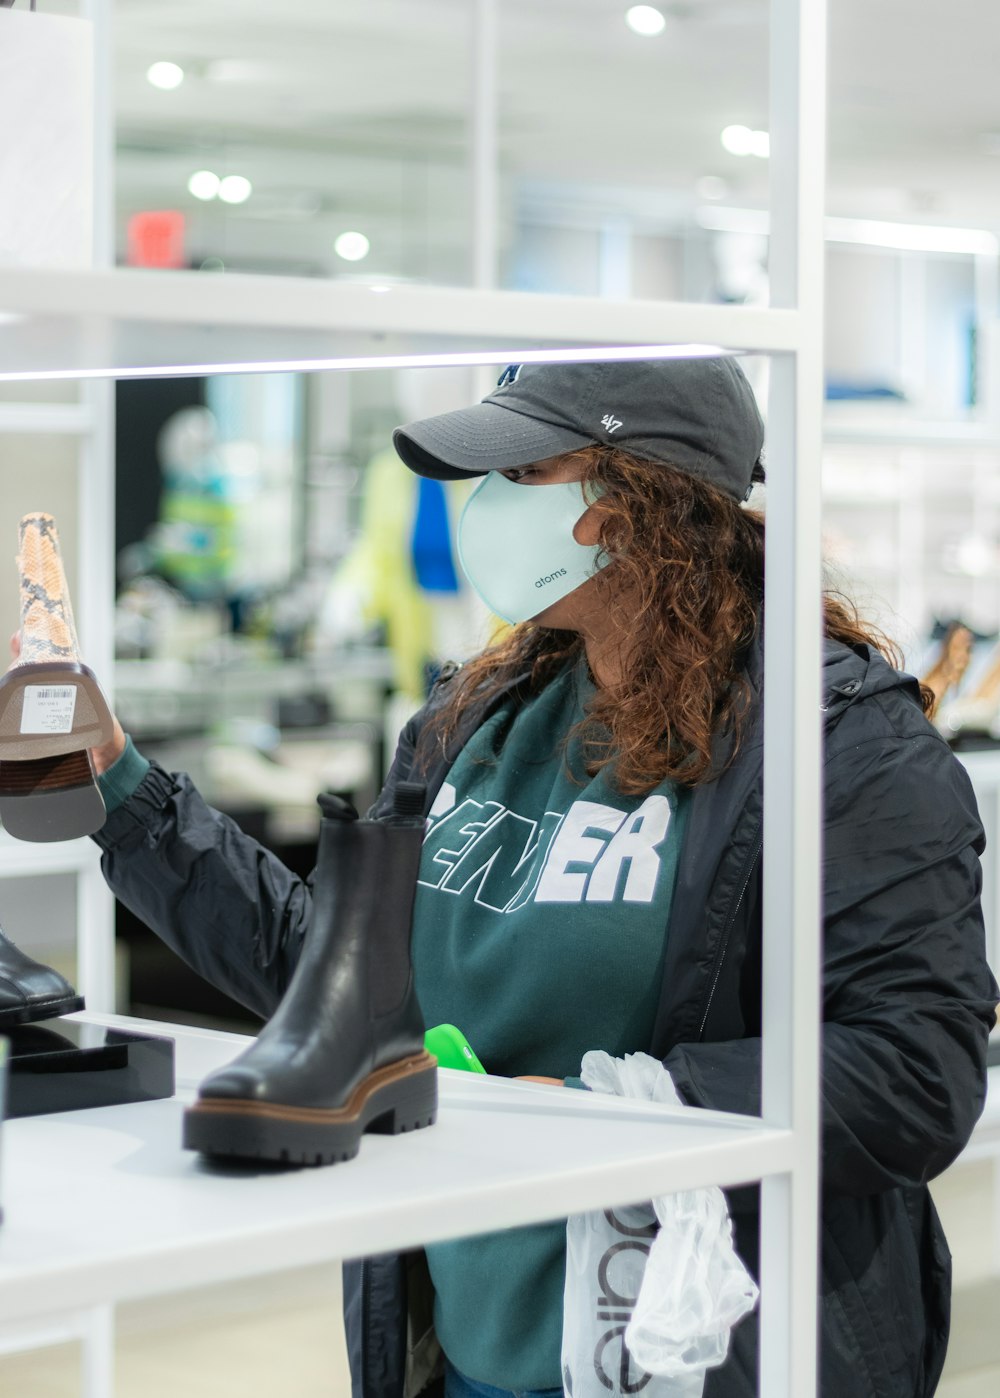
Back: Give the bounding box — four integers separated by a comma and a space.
5, 1019, 175, 1118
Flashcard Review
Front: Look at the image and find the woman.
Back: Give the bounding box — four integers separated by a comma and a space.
90, 357, 996, 1398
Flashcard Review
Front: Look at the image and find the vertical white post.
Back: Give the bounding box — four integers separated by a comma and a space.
974, 251, 999, 422
80, 1305, 115, 1398
761, 0, 826, 1396
897, 255, 928, 406
77, 851, 117, 1013
470, 0, 499, 290
77, 0, 118, 1012
80, 0, 114, 270
598, 217, 633, 299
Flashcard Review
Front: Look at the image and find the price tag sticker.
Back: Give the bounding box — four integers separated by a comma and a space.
20, 684, 77, 735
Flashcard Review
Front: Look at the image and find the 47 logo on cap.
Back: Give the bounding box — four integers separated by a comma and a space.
601, 412, 623, 434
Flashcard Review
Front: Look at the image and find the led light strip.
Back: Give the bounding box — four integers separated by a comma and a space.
0, 341, 733, 383
696, 206, 999, 257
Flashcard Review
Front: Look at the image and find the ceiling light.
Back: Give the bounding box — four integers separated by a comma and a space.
146, 62, 184, 91
625, 5, 667, 36
218, 176, 253, 205
695, 205, 1000, 256
825, 215, 998, 255
721, 125, 770, 158
334, 231, 371, 262
188, 170, 220, 201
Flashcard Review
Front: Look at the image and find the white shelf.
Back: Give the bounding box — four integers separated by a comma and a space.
0, 267, 799, 380
0, 1013, 789, 1326
824, 420, 1000, 447
0, 402, 95, 434
0, 831, 100, 878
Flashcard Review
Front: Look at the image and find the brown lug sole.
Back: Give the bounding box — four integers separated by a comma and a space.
182, 1050, 439, 1167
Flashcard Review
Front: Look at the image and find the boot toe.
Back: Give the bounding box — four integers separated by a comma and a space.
197, 1066, 274, 1103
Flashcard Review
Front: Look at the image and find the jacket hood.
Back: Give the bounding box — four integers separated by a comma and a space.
821, 638, 925, 723
739, 629, 924, 730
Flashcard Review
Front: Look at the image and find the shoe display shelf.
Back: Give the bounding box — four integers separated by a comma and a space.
0, 1009, 791, 1329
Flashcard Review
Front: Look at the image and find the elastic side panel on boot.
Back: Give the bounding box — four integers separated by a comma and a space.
369, 823, 424, 1019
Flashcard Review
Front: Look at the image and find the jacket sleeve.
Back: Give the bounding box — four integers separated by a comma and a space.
92, 703, 435, 1020
664, 729, 998, 1197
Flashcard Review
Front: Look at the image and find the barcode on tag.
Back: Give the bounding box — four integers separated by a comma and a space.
20, 684, 77, 735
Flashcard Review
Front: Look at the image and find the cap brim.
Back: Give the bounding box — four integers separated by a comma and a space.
393, 400, 594, 480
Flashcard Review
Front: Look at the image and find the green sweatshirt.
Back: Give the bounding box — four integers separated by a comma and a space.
411, 661, 689, 1391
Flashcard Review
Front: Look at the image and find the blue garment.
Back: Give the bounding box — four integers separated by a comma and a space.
444, 1358, 562, 1398
411, 476, 460, 592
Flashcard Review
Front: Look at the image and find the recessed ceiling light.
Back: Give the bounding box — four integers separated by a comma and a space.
721, 125, 770, 158
146, 61, 184, 91
188, 170, 221, 201
625, 5, 667, 36
334, 231, 371, 262
696, 176, 729, 201
218, 175, 253, 205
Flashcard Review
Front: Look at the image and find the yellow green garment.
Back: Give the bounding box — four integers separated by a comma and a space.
330, 449, 465, 701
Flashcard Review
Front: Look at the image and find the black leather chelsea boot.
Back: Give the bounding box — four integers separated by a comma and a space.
182, 782, 437, 1166
0, 923, 84, 1027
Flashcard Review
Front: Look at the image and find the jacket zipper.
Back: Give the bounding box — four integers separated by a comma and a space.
696, 825, 763, 1039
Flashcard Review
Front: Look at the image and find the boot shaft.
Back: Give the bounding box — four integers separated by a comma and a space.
272, 784, 428, 1034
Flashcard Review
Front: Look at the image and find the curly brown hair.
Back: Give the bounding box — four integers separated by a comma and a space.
430, 446, 927, 794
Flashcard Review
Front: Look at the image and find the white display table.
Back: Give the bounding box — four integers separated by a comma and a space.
0, 1012, 785, 1329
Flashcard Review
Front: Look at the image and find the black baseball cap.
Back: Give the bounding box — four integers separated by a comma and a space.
392, 356, 765, 501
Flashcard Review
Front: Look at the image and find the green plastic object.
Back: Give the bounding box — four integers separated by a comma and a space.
424, 1023, 486, 1074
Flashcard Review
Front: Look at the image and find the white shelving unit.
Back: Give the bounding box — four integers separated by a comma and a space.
0, 381, 116, 1012
0, 1014, 790, 1325
0, 1, 828, 1396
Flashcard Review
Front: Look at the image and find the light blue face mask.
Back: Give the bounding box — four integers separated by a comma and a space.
457, 470, 608, 624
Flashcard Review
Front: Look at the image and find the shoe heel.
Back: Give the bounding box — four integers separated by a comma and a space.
365, 1063, 438, 1136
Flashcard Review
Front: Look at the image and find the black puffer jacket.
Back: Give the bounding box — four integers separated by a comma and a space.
94, 635, 998, 1398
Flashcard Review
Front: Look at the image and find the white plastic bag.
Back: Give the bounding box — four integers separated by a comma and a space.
561, 1051, 759, 1397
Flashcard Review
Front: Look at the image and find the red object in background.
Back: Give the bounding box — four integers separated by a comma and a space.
127, 210, 186, 268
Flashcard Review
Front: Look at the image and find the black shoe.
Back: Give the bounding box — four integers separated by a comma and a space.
0, 923, 84, 1028
183, 782, 436, 1166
